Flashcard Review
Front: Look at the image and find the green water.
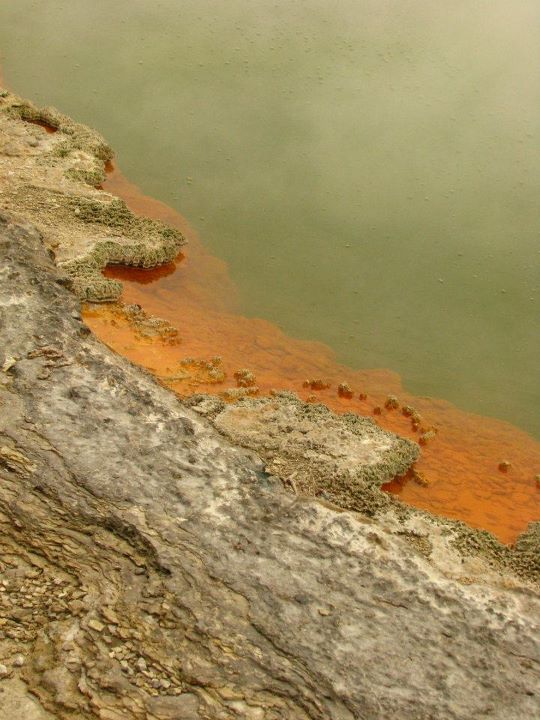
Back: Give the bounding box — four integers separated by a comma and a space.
1, 0, 539, 436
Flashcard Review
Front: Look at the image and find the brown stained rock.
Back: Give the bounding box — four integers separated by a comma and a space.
337, 381, 353, 398
302, 378, 331, 391
419, 429, 437, 445
233, 368, 257, 388
384, 394, 400, 410
87, 618, 105, 633
145, 693, 200, 719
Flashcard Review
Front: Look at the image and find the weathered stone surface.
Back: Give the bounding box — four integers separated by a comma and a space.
1, 212, 539, 720
188, 393, 419, 511
0, 677, 56, 719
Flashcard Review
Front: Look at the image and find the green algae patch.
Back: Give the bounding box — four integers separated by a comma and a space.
512, 522, 540, 577
7, 185, 185, 302
424, 519, 540, 586
59, 197, 185, 302
62, 234, 184, 303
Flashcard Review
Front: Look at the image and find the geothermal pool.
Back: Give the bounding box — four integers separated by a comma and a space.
1, 0, 539, 436
1, 1, 539, 541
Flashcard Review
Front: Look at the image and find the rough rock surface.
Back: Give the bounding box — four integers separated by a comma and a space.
188, 393, 419, 511
1, 214, 540, 719
188, 394, 540, 582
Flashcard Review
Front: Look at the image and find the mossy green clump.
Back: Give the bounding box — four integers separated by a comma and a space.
0, 95, 186, 301
449, 522, 507, 564
75, 276, 123, 303
426, 518, 540, 585
234, 369, 257, 388
338, 410, 420, 488
71, 196, 134, 227
395, 530, 433, 557
5, 184, 185, 302
7, 102, 62, 130
189, 392, 420, 518
58, 254, 120, 302
68, 197, 184, 257
65, 166, 107, 186
221, 387, 260, 401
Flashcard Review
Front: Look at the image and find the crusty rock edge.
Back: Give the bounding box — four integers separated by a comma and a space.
1, 86, 538, 585
0, 90, 185, 302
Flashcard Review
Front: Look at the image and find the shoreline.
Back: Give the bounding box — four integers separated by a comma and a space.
0, 85, 538, 543
1, 87, 540, 719
0, 85, 538, 565
93, 144, 540, 546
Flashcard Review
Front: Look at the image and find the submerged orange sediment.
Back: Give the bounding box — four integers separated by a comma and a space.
82, 164, 540, 545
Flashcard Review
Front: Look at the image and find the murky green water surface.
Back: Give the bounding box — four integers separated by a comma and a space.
1, 0, 539, 436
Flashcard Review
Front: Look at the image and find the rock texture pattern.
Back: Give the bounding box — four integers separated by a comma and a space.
188, 393, 420, 513
1, 216, 540, 719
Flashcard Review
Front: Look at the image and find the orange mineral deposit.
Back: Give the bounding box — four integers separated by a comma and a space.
81, 164, 540, 545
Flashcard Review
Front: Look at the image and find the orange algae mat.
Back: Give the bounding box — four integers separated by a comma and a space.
82, 165, 540, 545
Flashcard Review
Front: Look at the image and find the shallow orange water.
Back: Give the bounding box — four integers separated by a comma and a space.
79, 166, 540, 544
